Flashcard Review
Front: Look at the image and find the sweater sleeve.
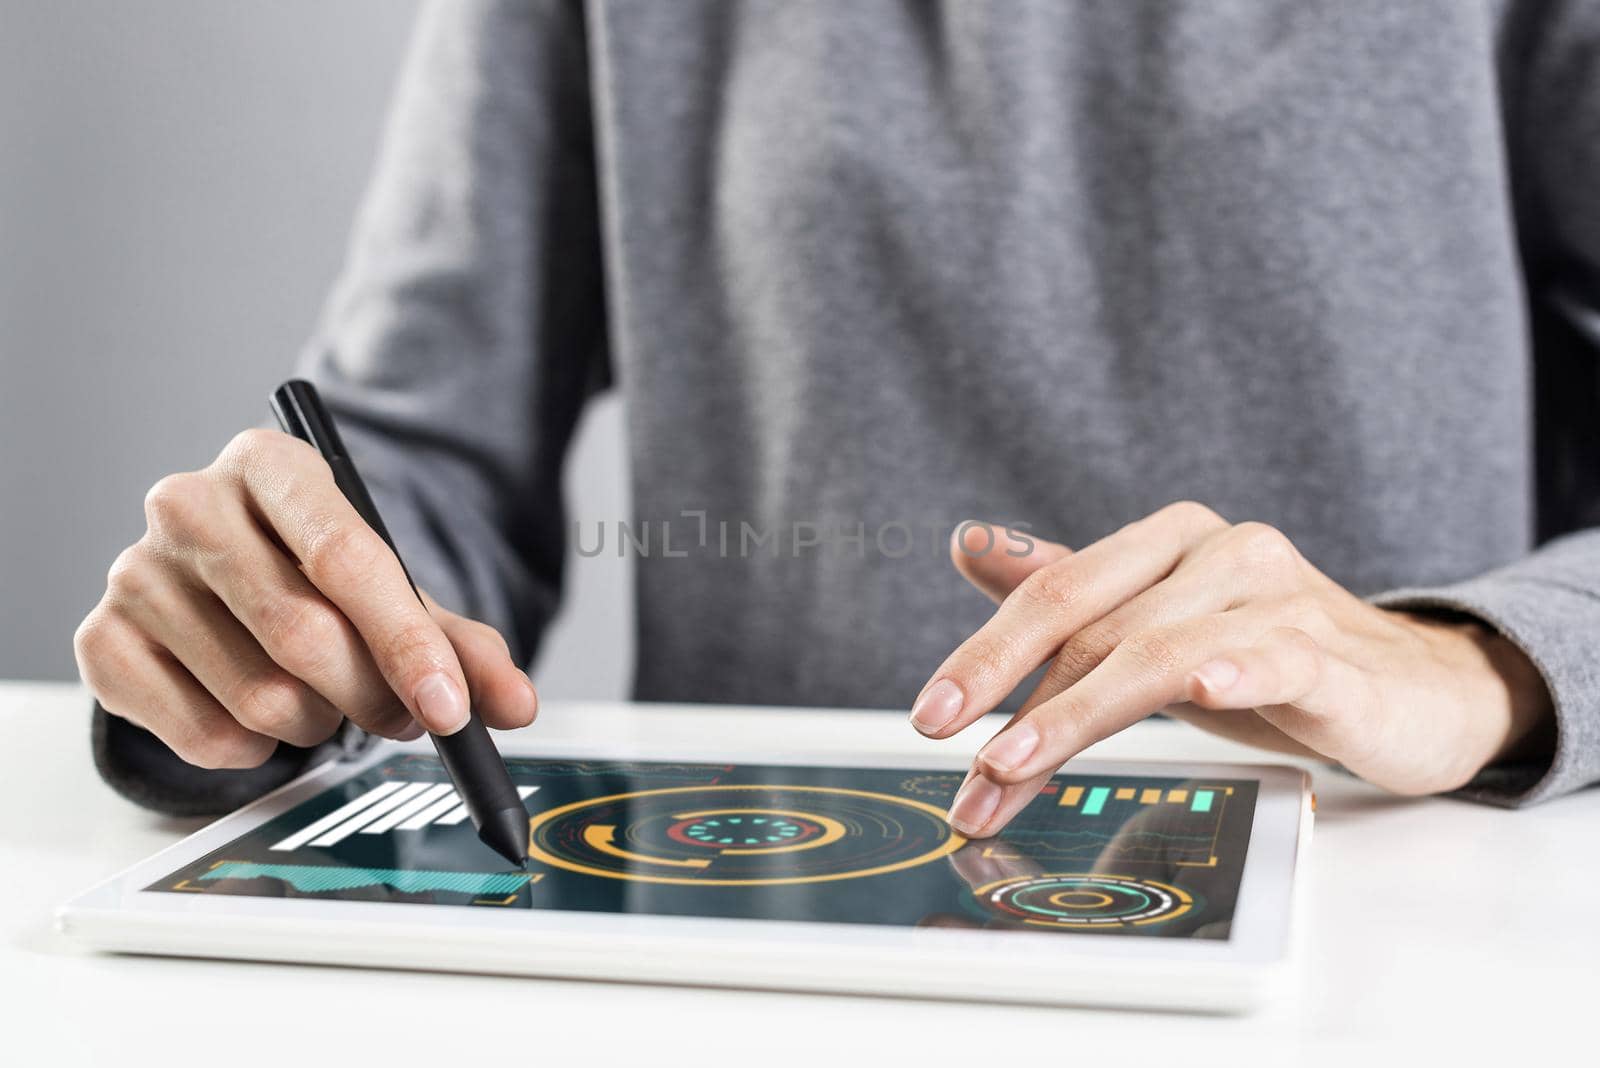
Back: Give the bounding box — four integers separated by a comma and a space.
296, 0, 609, 655
92, 0, 607, 816
1371, 531, 1600, 806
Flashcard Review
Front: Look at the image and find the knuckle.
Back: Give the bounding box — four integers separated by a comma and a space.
376, 621, 449, 684
191, 538, 246, 589
1161, 499, 1226, 531
143, 472, 215, 538
73, 610, 132, 692
301, 521, 385, 590
104, 545, 155, 602
1015, 563, 1083, 610
259, 595, 346, 675
72, 612, 107, 665
1121, 629, 1185, 677
1227, 521, 1300, 571
1050, 627, 1121, 688
1044, 647, 1096, 691
221, 427, 288, 470
954, 633, 1019, 692
163, 723, 209, 766
232, 674, 306, 737
181, 728, 276, 771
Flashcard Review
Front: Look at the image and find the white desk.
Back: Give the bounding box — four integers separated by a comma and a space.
5, 680, 1594, 1065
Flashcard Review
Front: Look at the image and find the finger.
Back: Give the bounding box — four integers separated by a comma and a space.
1014, 520, 1316, 719
945, 768, 1055, 839
75, 612, 277, 769
149, 489, 418, 738
950, 521, 1071, 604
142, 467, 413, 737
952, 587, 1328, 832
911, 501, 1227, 738
432, 602, 537, 731
1011, 559, 1235, 716
946, 809, 1045, 884
1186, 625, 1325, 709
1161, 704, 1323, 757
1185, 625, 1377, 758
972, 609, 1275, 786
216, 430, 471, 735
120, 575, 345, 748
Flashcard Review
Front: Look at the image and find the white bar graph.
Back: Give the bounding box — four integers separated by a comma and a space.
310, 782, 432, 847
271, 782, 540, 852
398, 789, 467, 831
360, 782, 456, 835
436, 799, 474, 826
269, 781, 406, 852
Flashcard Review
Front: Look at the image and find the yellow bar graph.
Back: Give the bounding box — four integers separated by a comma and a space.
1053, 782, 1230, 853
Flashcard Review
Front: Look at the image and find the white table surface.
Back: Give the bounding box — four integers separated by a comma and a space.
6, 680, 1594, 1065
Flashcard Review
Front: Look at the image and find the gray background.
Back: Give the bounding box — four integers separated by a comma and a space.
0, 1, 633, 696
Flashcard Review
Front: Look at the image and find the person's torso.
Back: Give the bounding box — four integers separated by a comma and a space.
583, 0, 1533, 710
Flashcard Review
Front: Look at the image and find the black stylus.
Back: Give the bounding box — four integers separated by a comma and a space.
270, 379, 530, 868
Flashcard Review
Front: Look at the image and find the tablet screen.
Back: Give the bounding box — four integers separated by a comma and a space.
151, 755, 1258, 939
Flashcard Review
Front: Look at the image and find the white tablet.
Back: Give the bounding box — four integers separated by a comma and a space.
59, 713, 1311, 1013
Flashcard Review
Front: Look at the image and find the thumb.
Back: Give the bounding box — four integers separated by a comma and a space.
949, 521, 1071, 604
425, 594, 538, 731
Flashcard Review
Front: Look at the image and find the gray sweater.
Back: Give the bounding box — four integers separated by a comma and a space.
96, 0, 1600, 813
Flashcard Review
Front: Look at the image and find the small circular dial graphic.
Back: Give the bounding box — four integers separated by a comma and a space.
974, 873, 1194, 929
668, 814, 823, 849
528, 785, 964, 886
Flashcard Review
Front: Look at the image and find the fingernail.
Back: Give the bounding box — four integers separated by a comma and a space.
1194, 658, 1241, 693
396, 720, 425, 742
946, 775, 1002, 836
522, 674, 539, 720
414, 672, 469, 734
910, 678, 965, 734
979, 721, 1039, 773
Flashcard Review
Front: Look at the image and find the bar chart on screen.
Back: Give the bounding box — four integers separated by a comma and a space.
269, 781, 539, 851
987, 779, 1235, 868
1057, 784, 1228, 817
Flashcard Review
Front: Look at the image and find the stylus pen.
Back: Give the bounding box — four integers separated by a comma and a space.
269, 379, 530, 869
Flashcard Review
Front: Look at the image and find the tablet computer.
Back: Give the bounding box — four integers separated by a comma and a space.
59, 711, 1311, 1013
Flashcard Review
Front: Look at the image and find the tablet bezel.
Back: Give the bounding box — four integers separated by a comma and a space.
59, 713, 1312, 1009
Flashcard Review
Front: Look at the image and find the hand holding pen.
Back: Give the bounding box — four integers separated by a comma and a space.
74, 380, 536, 864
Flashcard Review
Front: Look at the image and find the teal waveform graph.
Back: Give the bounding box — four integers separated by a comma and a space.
193, 861, 534, 898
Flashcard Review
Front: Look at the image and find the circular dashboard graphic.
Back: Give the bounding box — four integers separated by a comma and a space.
527, 785, 965, 886
974, 873, 1194, 929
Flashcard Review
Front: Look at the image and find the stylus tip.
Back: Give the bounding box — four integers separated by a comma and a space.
479, 805, 531, 869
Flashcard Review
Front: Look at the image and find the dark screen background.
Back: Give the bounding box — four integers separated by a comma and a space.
154, 755, 1257, 939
